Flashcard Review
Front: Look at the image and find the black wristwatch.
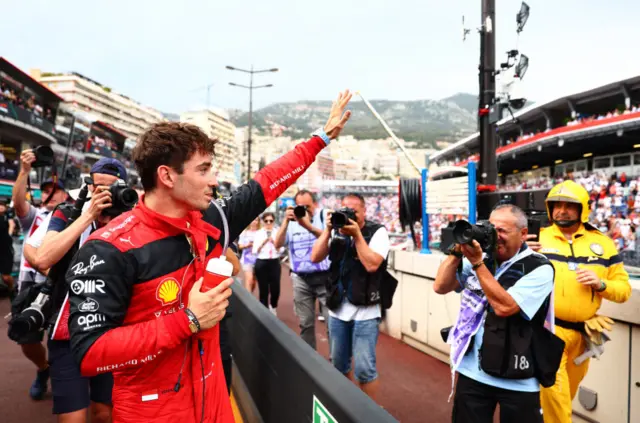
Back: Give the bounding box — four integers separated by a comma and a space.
446, 244, 463, 259
472, 261, 485, 271
184, 308, 201, 334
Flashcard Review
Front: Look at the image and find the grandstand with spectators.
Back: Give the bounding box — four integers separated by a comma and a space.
428, 74, 640, 263
0, 58, 141, 195
0, 57, 64, 198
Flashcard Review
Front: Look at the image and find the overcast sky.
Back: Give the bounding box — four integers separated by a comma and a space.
2, 0, 638, 114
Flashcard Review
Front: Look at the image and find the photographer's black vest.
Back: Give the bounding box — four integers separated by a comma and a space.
478, 251, 562, 386
326, 221, 386, 310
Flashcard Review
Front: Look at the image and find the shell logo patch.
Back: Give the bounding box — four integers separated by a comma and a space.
156, 278, 181, 306
590, 243, 604, 256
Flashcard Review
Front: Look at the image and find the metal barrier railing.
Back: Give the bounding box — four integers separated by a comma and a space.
229, 279, 398, 423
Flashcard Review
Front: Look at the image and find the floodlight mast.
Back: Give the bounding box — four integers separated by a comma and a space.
477, 0, 498, 195
475, 0, 530, 218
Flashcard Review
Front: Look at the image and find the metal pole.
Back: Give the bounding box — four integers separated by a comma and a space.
247, 66, 253, 182
478, 0, 497, 191
420, 168, 431, 254
61, 114, 76, 178
357, 92, 421, 175
468, 161, 477, 224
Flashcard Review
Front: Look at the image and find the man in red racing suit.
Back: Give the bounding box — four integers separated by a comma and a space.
65, 91, 353, 422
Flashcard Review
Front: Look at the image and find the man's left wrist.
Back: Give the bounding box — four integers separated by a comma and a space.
311, 128, 331, 145
596, 280, 607, 292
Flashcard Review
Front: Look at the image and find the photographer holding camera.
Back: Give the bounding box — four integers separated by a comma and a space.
311, 193, 390, 401
274, 189, 330, 349
19, 158, 133, 423
11, 147, 69, 401
434, 205, 556, 423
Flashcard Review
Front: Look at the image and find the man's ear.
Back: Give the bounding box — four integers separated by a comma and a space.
157, 165, 175, 189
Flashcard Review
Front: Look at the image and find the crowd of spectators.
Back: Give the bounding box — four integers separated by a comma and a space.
499, 170, 640, 255
0, 80, 54, 123
427, 169, 640, 267
445, 105, 640, 166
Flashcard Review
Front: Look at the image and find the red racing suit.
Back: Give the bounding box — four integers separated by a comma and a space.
66, 136, 329, 422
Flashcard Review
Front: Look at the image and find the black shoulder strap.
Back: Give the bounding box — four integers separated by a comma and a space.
319, 208, 324, 225
497, 252, 552, 291
363, 220, 384, 237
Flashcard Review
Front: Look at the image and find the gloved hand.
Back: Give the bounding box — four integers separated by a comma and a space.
574, 332, 611, 365
584, 315, 615, 345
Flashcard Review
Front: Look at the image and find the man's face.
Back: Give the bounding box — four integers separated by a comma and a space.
90, 173, 119, 192
41, 184, 68, 211
342, 196, 365, 228
172, 151, 217, 211
0, 204, 6, 215
489, 208, 526, 262
295, 193, 317, 216
90, 173, 120, 226
551, 201, 580, 226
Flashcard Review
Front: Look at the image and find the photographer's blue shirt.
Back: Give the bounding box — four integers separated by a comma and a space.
285, 208, 330, 274
455, 255, 554, 392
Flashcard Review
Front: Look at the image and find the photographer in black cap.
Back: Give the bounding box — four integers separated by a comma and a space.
24, 157, 135, 423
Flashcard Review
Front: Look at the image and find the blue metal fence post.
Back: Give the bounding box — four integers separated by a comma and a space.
420, 168, 431, 254
468, 162, 477, 224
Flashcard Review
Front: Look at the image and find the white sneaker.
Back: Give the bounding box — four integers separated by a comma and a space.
318, 315, 325, 322
269, 306, 277, 316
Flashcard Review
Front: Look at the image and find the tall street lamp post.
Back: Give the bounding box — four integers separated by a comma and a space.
226, 65, 278, 181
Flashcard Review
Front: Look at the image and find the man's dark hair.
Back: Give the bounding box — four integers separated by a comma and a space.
133, 122, 217, 192
294, 189, 317, 203
342, 192, 365, 206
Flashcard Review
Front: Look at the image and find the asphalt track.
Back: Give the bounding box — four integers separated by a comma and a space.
0, 265, 462, 423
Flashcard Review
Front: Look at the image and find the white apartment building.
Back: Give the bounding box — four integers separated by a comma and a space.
181, 108, 238, 184
30, 69, 164, 139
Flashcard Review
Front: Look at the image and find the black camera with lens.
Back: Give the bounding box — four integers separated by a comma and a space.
104, 180, 139, 217
7, 282, 53, 342
293, 205, 308, 219
451, 219, 497, 253
32, 145, 55, 168
331, 207, 357, 229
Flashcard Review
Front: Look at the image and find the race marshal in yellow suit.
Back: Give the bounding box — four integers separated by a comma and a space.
527, 180, 631, 422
